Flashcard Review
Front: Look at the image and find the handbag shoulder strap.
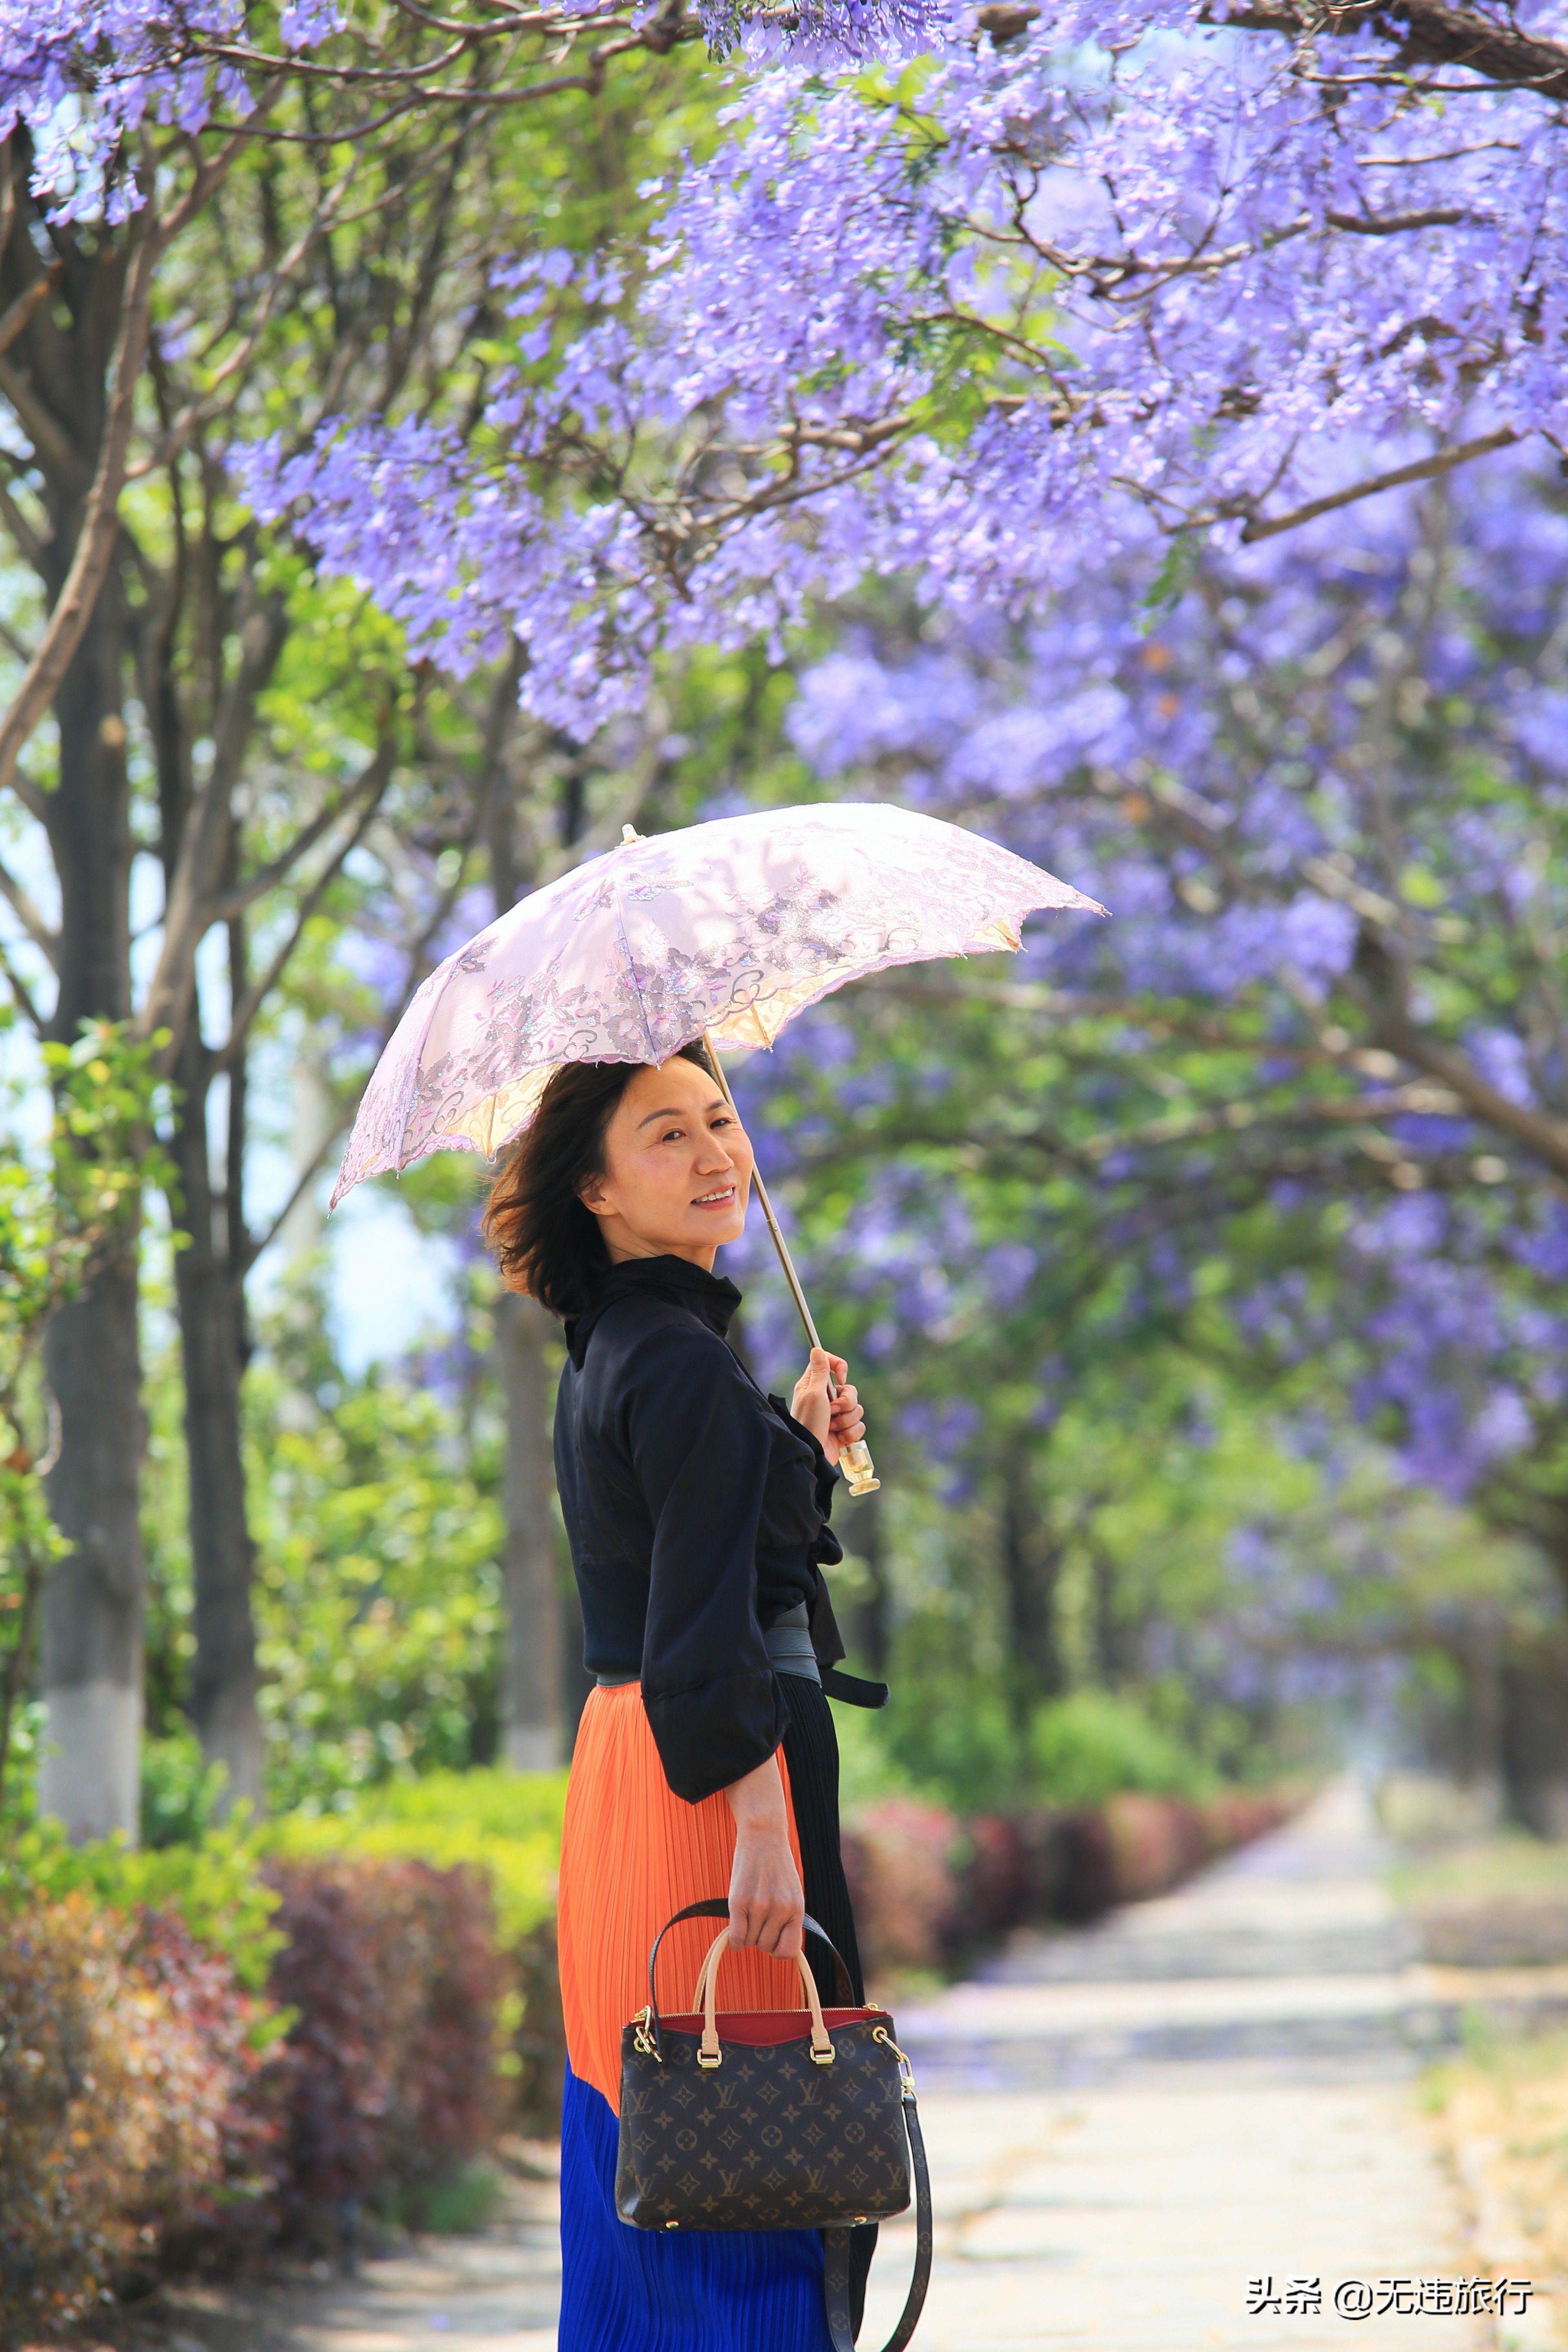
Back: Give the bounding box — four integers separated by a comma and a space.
823, 2089, 932, 2352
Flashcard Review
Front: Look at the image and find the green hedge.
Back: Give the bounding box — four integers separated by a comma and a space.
260, 1766, 567, 1941
0, 1815, 284, 1991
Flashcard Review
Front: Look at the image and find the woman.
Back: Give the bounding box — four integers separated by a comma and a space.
483, 1042, 878, 2352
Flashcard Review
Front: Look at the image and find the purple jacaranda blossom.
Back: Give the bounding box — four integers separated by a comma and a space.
246, 11, 1568, 735
0, 0, 254, 220
1336, 1208, 1566, 1499
1510, 690, 1568, 775
0, 0, 951, 223
1468, 1028, 1536, 1109
1513, 1203, 1568, 1284
982, 1241, 1036, 1311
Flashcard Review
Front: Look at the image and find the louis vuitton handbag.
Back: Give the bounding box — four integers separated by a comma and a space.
616, 1897, 933, 2352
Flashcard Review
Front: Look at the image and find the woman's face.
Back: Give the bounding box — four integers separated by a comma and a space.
579, 1054, 755, 1268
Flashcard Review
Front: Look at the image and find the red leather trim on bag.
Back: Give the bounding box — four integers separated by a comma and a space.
653, 2005, 893, 2045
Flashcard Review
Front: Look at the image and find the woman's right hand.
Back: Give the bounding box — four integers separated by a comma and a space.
724, 1753, 804, 1958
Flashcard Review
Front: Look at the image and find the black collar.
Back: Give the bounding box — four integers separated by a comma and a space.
566, 1255, 742, 1366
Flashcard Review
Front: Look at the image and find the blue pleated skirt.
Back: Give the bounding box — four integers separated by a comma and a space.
559, 2064, 833, 2350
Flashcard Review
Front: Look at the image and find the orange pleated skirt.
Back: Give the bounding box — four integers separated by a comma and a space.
557, 1680, 808, 2114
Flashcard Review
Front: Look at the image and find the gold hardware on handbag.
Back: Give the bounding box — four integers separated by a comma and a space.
615, 1897, 933, 2352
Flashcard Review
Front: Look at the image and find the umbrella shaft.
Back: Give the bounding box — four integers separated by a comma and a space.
699, 1036, 824, 1359
753, 1167, 824, 1356
700, 1034, 878, 1497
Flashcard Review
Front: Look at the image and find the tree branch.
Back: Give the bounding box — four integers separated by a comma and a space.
1376, 1016, 1568, 1184
0, 356, 90, 495
1057, 1079, 1466, 1167
160, 101, 285, 243
129, 146, 361, 481
1211, 0, 1568, 101
1236, 428, 1520, 543
0, 847, 60, 967
1323, 206, 1467, 234
0, 929, 45, 1030
0, 261, 64, 365
207, 780, 392, 1076
242, 1116, 346, 1270
0, 463, 50, 576
136, 593, 292, 1052
0, 208, 159, 812
209, 746, 395, 923
0, 610, 37, 667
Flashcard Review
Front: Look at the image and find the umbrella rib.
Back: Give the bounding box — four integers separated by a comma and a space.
611, 871, 660, 1062
388, 963, 456, 1179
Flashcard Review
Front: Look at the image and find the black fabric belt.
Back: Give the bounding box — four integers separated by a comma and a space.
595, 1602, 888, 1709
822, 1666, 889, 1709
764, 1599, 820, 1684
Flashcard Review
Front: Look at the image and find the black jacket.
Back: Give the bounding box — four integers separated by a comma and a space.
554, 1255, 846, 1803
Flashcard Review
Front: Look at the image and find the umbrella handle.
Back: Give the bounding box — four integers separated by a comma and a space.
700, 1036, 880, 1499
834, 1437, 881, 1500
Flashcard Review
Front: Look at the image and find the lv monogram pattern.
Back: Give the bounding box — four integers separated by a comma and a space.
616, 2018, 912, 2232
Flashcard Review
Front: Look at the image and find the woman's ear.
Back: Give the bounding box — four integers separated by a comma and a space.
578, 1174, 612, 1218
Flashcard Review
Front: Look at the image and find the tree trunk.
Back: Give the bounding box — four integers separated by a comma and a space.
1499, 1631, 1568, 1838
172, 1024, 263, 1806
1091, 1552, 1122, 1688
495, 1288, 564, 1769
488, 752, 585, 1768
38, 578, 145, 1840
999, 1443, 1063, 1722
39, 1243, 144, 1838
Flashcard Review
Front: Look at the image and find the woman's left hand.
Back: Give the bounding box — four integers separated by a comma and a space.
790, 1346, 866, 1468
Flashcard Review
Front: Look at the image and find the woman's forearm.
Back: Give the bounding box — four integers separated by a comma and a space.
726, 1751, 789, 1832
725, 1751, 804, 1957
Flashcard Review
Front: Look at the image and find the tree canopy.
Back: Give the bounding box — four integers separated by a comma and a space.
253, 2, 1568, 729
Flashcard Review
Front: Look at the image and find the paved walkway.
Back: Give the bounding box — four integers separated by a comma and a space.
870, 1780, 1548, 2352
157, 1782, 1558, 2352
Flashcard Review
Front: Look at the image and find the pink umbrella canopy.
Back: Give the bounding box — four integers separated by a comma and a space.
332, 800, 1103, 1209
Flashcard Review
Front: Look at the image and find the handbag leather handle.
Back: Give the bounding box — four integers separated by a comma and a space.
684, 1923, 850, 2018
645, 1897, 855, 2051
690, 1928, 836, 2067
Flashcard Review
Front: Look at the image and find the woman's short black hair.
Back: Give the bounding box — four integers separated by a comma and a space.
481, 1043, 711, 1320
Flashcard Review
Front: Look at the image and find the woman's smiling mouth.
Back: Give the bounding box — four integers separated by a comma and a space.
693, 1185, 736, 1209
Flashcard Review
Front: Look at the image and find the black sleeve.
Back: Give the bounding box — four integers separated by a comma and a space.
626, 1327, 789, 1805
766, 1394, 844, 1565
